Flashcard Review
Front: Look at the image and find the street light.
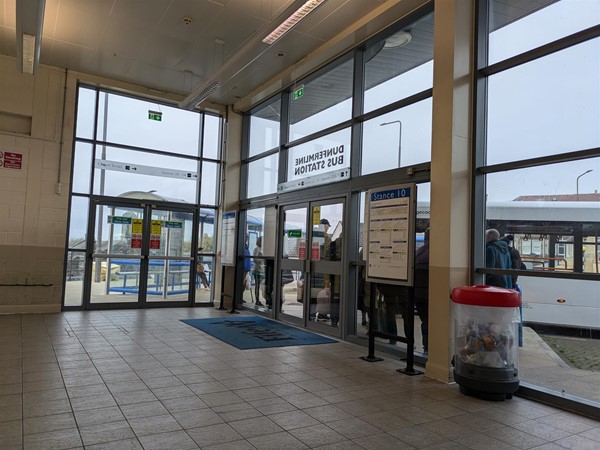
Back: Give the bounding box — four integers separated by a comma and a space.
576, 169, 594, 199
380, 120, 402, 167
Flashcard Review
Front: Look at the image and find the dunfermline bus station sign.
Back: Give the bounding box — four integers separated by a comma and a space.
278, 137, 351, 193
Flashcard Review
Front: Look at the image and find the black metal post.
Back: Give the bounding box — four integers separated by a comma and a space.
361, 282, 383, 362
218, 265, 225, 310
397, 286, 423, 376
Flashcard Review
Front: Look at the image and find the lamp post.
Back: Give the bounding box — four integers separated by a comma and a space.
576, 169, 594, 199
380, 120, 402, 167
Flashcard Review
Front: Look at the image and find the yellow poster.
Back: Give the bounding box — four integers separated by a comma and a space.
151, 220, 162, 235
312, 206, 321, 225
132, 219, 143, 234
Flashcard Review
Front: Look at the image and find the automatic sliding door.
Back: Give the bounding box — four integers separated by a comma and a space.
146, 208, 194, 303
90, 203, 144, 305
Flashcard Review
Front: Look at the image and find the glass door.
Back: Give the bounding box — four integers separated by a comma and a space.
279, 199, 345, 336
88, 202, 145, 305
146, 207, 194, 303
86, 200, 195, 308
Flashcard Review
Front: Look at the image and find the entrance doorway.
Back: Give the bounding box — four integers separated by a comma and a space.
67, 199, 197, 308
279, 199, 345, 336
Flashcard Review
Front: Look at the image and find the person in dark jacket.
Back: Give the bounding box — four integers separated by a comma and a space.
414, 228, 430, 353
485, 228, 513, 289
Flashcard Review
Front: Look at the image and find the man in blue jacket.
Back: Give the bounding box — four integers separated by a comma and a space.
485, 228, 513, 289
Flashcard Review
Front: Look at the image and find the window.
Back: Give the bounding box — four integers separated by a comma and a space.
247, 154, 279, 198
249, 97, 281, 157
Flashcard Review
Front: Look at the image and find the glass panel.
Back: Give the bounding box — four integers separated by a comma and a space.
146, 260, 191, 302
64, 250, 85, 307
93, 146, 199, 203
287, 128, 351, 182
68, 196, 88, 249
149, 210, 193, 257
203, 114, 222, 160
488, 0, 600, 65
519, 276, 600, 400
281, 269, 301, 316
75, 87, 96, 139
361, 99, 432, 175
283, 207, 308, 260
289, 58, 354, 140
200, 161, 219, 206
96, 91, 202, 156
307, 272, 340, 328
247, 153, 278, 198
364, 13, 434, 113
245, 207, 277, 258
195, 255, 214, 303
311, 203, 343, 262
90, 256, 139, 304
94, 205, 144, 257
249, 97, 281, 157
486, 38, 600, 165
72, 142, 93, 194
199, 208, 217, 252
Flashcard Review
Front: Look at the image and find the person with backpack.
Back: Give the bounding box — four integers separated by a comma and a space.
500, 234, 526, 287
485, 228, 513, 289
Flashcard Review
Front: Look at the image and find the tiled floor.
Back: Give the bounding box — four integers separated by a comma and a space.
1, 308, 599, 450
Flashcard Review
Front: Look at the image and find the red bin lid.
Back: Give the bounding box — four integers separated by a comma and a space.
451, 285, 521, 307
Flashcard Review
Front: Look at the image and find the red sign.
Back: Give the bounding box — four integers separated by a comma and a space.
0, 151, 23, 170
298, 240, 307, 260
131, 234, 142, 249
311, 241, 321, 261
150, 235, 161, 249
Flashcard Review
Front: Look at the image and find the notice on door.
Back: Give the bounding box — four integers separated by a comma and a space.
150, 220, 162, 249
131, 219, 143, 249
365, 184, 416, 285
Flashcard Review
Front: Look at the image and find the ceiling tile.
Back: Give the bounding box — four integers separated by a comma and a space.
54, 7, 108, 49
156, 0, 225, 42
110, 0, 170, 24
100, 17, 154, 60
137, 33, 193, 69
126, 59, 187, 94
42, 0, 59, 39
57, 0, 115, 19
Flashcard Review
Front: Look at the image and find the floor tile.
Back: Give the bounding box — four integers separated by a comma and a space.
138, 430, 199, 450
79, 420, 136, 446
187, 423, 243, 447
128, 413, 182, 437
288, 423, 346, 448
247, 431, 308, 450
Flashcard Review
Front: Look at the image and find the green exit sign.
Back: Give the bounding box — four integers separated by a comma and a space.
148, 110, 162, 121
293, 85, 304, 100
288, 229, 302, 238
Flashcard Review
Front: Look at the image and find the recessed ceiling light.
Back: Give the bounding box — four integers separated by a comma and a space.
384, 30, 412, 48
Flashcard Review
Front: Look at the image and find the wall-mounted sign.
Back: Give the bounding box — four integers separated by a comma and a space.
148, 110, 162, 121
312, 206, 321, 225
0, 151, 23, 170
95, 159, 198, 180
221, 211, 237, 266
365, 184, 416, 285
163, 221, 182, 229
287, 229, 302, 238
298, 239, 307, 260
109, 216, 132, 224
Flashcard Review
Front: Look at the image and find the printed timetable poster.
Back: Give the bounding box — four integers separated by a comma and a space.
221, 211, 237, 266
365, 184, 416, 286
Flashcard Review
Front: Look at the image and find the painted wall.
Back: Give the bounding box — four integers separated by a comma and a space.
0, 56, 73, 313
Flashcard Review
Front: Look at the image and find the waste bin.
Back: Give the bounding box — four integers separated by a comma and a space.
451, 285, 521, 401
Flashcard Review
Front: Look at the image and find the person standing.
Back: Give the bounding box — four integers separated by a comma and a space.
414, 228, 430, 353
196, 247, 210, 289
252, 236, 264, 306
485, 228, 513, 289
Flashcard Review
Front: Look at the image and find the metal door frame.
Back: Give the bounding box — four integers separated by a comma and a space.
83, 196, 198, 310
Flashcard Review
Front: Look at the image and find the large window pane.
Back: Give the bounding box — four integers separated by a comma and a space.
199, 208, 217, 253
287, 128, 351, 181
76, 87, 96, 139
71, 142, 93, 194
200, 161, 219, 206
488, 0, 600, 65
245, 207, 277, 258
362, 100, 432, 175
96, 92, 201, 156
203, 114, 222, 160
289, 58, 354, 140
247, 153, 278, 198
93, 146, 199, 203
249, 97, 281, 157
487, 39, 600, 165
364, 13, 434, 113
68, 196, 89, 249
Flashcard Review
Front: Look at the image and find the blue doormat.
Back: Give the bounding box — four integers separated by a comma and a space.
180, 316, 337, 349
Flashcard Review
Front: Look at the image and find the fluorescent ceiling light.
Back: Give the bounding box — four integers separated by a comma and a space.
262, 0, 326, 45
181, 81, 221, 110
16, 0, 46, 75
22, 34, 36, 74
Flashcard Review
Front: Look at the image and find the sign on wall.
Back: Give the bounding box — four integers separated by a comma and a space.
365, 184, 416, 285
221, 211, 237, 266
0, 151, 23, 170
